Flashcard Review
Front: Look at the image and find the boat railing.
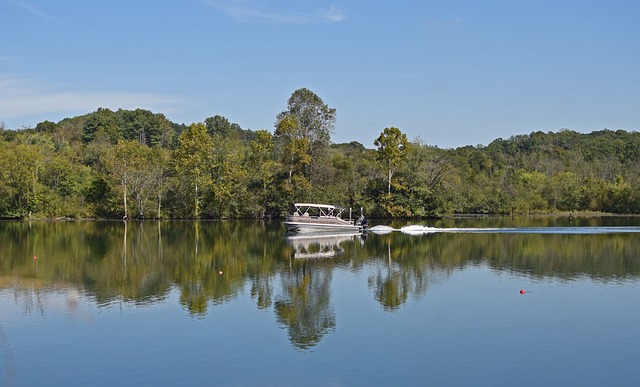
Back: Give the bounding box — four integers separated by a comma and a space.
288, 204, 364, 227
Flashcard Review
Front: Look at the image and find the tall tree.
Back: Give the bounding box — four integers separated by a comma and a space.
275, 88, 336, 184
172, 123, 213, 218
204, 115, 241, 137
83, 108, 120, 144
248, 130, 280, 217
150, 148, 171, 219
103, 140, 155, 219
275, 115, 311, 183
118, 109, 175, 148
207, 133, 247, 218
0, 143, 45, 217
35, 120, 57, 133
374, 127, 409, 195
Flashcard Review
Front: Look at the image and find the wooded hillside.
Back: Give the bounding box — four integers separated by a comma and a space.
2, 88, 639, 219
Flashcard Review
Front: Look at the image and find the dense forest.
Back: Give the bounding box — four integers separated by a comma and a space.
1, 87, 639, 219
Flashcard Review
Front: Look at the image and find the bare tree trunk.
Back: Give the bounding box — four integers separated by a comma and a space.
157, 181, 162, 219
194, 181, 199, 218
123, 171, 128, 220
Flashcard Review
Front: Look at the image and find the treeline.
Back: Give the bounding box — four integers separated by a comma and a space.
1, 88, 639, 219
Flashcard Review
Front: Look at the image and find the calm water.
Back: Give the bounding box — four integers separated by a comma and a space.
1, 218, 640, 386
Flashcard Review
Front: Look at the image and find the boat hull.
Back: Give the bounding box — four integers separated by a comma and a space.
284, 219, 362, 234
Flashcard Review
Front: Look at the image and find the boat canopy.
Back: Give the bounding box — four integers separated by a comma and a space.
293, 203, 336, 209
292, 203, 347, 218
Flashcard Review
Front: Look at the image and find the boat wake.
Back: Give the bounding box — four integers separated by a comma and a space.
367, 225, 640, 235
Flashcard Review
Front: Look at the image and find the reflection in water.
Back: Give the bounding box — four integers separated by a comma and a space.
284, 233, 359, 259
367, 237, 439, 311
1, 220, 640, 348
2, 280, 92, 321
277, 233, 365, 348
276, 261, 335, 349
373, 239, 409, 310
369, 269, 411, 311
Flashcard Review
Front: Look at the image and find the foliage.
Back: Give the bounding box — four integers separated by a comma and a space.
373, 127, 409, 216
2, 96, 640, 218
275, 88, 336, 188
171, 123, 214, 219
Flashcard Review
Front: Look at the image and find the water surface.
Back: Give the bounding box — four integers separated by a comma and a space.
1, 218, 639, 386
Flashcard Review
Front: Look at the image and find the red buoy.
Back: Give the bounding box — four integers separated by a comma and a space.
33, 255, 37, 260
519, 289, 526, 294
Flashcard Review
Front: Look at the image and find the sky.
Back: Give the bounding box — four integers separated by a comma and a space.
1, 0, 639, 149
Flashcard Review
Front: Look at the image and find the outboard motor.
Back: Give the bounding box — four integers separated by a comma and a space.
356, 215, 369, 230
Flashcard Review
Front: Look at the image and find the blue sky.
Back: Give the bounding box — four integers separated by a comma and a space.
1, 0, 638, 148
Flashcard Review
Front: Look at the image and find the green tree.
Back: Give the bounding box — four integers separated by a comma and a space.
83, 108, 121, 144
0, 141, 18, 216
118, 109, 175, 148
275, 115, 311, 184
546, 171, 583, 211
374, 127, 409, 196
0, 144, 45, 217
403, 142, 454, 216
100, 140, 169, 219
248, 130, 280, 217
275, 88, 336, 185
207, 133, 248, 218
172, 123, 214, 218
39, 152, 93, 217
150, 147, 171, 219
514, 169, 548, 214
204, 115, 241, 137
35, 120, 57, 133
103, 140, 147, 219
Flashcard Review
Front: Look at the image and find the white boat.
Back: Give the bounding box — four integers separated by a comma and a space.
284, 203, 366, 234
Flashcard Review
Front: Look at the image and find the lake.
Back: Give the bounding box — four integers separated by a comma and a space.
1, 217, 640, 386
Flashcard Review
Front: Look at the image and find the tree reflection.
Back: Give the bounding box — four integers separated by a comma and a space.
370, 271, 409, 311
367, 237, 431, 311
179, 283, 208, 316
173, 221, 254, 316
2, 220, 640, 348
275, 261, 335, 349
250, 275, 273, 310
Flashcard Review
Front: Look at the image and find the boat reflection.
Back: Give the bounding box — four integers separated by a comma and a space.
284, 232, 361, 259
